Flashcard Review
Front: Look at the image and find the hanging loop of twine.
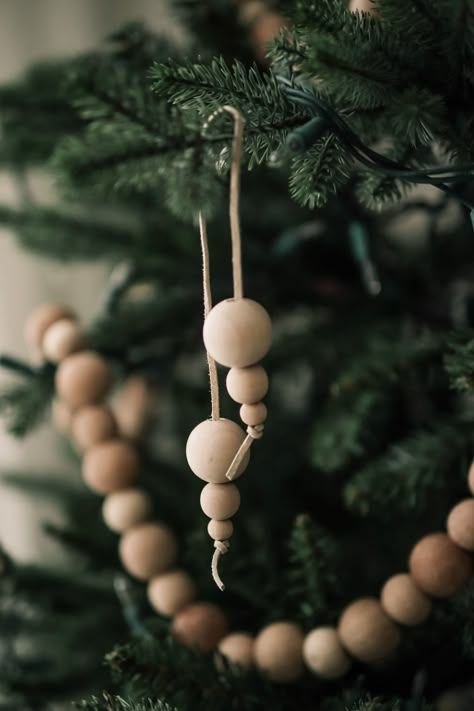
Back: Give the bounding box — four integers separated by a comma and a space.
225, 424, 265, 481
199, 211, 220, 421
211, 540, 230, 591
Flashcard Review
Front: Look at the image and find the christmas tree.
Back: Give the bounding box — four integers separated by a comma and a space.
1, 1, 474, 709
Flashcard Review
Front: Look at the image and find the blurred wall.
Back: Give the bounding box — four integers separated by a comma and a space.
0, 0, 182, 566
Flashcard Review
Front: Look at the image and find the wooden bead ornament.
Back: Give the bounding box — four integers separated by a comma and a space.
200, 483, 241, 520
42, 318, 85, 363
254, 622, 305, 683
56, 351, 112, 409
381, 574, 432, 626
409, 533, 472, 597
338, 598, 401, 663
207, 519, 234, 541
82, 439, 139, 494
186, 418, 250, 483
102, 488, 153, 533
302, 627, 351, 680
240, 402, 267, 426
119, 522, 178, 581
148, 569, 196, 617
72, 405, 117, 451
24, 303, 76, 356
226, 365, 269, 404
447, 499, 474, 551
217, 632, 254, 668
171, 602, 228, 651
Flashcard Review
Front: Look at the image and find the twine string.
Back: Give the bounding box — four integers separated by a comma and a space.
225, 424, 265, 481
212, 540, 230, 591
199, 211, 220, 421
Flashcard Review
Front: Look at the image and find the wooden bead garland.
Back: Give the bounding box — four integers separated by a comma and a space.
56, 351, 112, 409
254, 622, 305, 683
409, 533, 472, 597
338, 598, 401, 663
217, 632, 254, 668
119, 522, 178, 581
171, 602, 228, 651
447, 498, 474, 551
303, 627, 351, 679
148, 569, 196, 617
72, 405, 117, 451
42, 318, 85, 363
102, 488, 153, 533
24, 303, 76, 356
381, 574, 432, 626
83, 439, 139, 494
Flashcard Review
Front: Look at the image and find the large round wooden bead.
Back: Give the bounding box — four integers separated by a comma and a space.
226, 365, 269, 404
303, 627, 351, 680
72, 405, 117, 451
203, 298, 272, 368
409, 533, 472, 597
186, 418, 250, 483
208, 519, 234, 541
148, 569, 196, 617
172, 602, 228, 651
254, 622, 304, 683
447, 499, 474, 551
338, 598, 401, 663
83, 440, 139, 494
200, 483, 240, 520
381, 574, 432, 626
218, 633, 254, 668
42, 318, 85, 363
120, 522, 177, 581
102, 488, 152, 533
24, 303, 76, 352
55, 351, 112, 409
240, 402, 267, 426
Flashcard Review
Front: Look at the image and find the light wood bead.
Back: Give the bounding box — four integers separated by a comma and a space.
42, 318, 85, 363
468, 460, 474, 494
409, 533, 472, 598
82, 440, 139, 494
203, 298, 272, 368
51, 398, 73, 434
120, 522, 177, 581
102, 488, 152, 533
338, 598, 401, 663
72, 406, 117, 451
250, 12, 287, 64
381, 574, 432, 626
303, 627, 351, 679
148, 569, 196, 617
349, 0, 375, 12
200, 483, 240, 520
113, 375, 154, 440
447, 499, 474, 551
55, 351, 112, 409
186, 418, 250, 483
24, 303, 76, 352
240, 402, 267, 426
254, 622, 304, 683
217, 633, 254, 668
226, 365, 269, 404
208, 519, 234, 541
172, 602, 228, 651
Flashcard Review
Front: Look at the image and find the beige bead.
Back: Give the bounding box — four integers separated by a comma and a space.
250, 11, 287, 65
42, 318, 85, 363
24, 303, 76, 352
302, 627, 351, 679
200, 483, 240, 520
203, 298, 272, 368
217, 632, 254, 668
468, 460, 474, 494
172, 602, 228, 651
186, 418, 250, 483
120, 522, 177, 581
409, 533, 472, 597
208, 519, 234, 541
338, 598, 401, 663
381, 574, 432, 626
349, 0, 376, 12
254, 622, 304, 683
148, 569, 196, 617
102, 488, 152, 533
448, 499, 474, 551
113, 376, 154, 440
82, 440, 139, 494
51, 398, 73, 434
239, 402, 267, 426
226, 365, 269, 404
55, 351, 112, 409
72, 406, 117, 451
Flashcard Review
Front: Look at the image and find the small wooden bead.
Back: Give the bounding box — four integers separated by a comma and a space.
200, 483, 240, 520
113, 376, 154, 440
350, 0, 375, 11
468, 460, 474, 495
186, 418, 250, 483
120, 522, 177, 581
254, 622, 305, 683
148, 569, 196, 617
82, 440, 139, 494
239, 402, 267, 426
24, 303, 76, 352
102, 488, 152, 533
226, 365, 269, 404
51, 398, 73, 434
42, 318, 85, 363
172, 602, 228, 651
55, 351, 112, 409
203, 298, 272, 368
208, 519, 234, 541
447, 499, 474, 551
72, 405, 117, 451
381, 574, 432, 626
217, 633, 254, 668
303, 627, 351, 679
250, 12, 287, 64
338, 598, 401, 663
409, 533, 472, 597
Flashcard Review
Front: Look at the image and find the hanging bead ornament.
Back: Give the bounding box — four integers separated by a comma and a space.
186, 106, 272, 590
